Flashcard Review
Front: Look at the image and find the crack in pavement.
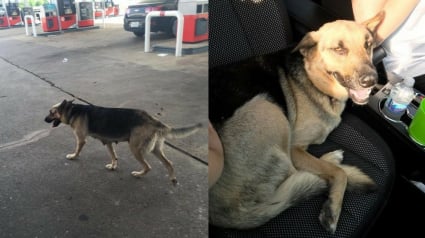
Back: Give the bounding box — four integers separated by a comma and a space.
0, 56, 92, 105
0, 57, 207, 165
0, 129, 51, 152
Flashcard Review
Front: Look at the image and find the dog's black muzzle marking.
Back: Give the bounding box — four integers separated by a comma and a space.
359, 73, 377, 88
45, 115, 61, 127
330, 70, 377, 89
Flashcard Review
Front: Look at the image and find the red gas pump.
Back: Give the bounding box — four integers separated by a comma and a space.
57, 0, 77, 29
77, 0, 94, 27
177, 0, 208, 43
0, 0, 22, 27
40, 3, 59, 32
94, 0, 118, 18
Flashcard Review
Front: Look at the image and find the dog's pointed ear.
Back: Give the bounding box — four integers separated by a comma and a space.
60, 99, 74, 106
59, 99, 67, 107
362, 11, 385, 42
293, 31, 318, 57
57, 100, 68, 113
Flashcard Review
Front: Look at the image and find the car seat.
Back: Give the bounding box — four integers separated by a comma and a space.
208, 0, 395, 237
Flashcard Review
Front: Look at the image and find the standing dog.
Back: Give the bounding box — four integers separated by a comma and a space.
209, 13, 384, 233
45, 100, 202, 185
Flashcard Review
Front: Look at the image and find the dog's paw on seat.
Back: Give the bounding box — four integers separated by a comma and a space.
319, 198, 339, 234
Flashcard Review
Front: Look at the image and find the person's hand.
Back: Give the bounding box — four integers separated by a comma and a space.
208, 122, 224, 188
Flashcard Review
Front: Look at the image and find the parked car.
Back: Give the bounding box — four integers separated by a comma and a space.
123, 0, 177, 37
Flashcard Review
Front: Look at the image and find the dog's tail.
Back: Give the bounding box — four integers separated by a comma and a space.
321, 150, 377, 192
340, 164, 377, 192
166, 123, 203, 139
255, 171, 326, 214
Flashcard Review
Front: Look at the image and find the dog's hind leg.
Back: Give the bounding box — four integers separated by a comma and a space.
66, 129, 87, 160
152, 138, 177, 185
128, 134, 153, 178
291, 146, 347, 234
105, 143, 118, 170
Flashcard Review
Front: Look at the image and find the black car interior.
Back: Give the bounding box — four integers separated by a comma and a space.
209, 0, 425, 237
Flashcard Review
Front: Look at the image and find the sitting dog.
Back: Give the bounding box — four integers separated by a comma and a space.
209, 12, 385, 233
45, 99, 202, 185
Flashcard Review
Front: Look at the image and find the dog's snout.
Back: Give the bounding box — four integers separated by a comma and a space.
45, 115, 53, 123
359, 73, 377, 88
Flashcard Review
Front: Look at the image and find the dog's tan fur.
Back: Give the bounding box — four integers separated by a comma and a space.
209, 12, 384, 233
45, 100, 202, 185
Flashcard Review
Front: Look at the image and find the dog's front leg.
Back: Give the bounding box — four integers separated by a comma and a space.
105, 143, 118, 170
66, 130, 87, 160
291, 147, 347, 234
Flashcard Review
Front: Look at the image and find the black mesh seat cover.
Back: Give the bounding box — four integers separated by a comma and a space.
209, 0, 395, 237
209, 112, 394, 237
209, 0, 292, 68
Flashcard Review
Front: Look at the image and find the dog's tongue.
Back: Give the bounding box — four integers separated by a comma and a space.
349, 88, 372, 105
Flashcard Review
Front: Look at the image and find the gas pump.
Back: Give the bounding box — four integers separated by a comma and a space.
40, 3, 59, 32
0, 2, 7, 27
177, 0, 208, 43
21, 7, 34, 25
33, 6, 42, 24
76, 0, 93, 27
57, 0, 77, 29
0, 0, 22, 27
94, 0, 118, 18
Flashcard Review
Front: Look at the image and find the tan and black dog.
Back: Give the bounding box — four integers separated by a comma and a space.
209, 12, 385, 233
45, 100, 202, 185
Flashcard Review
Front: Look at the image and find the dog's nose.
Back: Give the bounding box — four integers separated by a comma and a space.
359, 73, 377, 88
45, 116, 53, 123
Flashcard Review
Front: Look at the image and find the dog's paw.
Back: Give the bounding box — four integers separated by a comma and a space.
131, 170, 148, 177
171, 178, 178, 186
319, 199, 339, 234
105, 163, 117, 170
131, 171, 142, 177
320, 150, 344, 164
66, 153, 78, 160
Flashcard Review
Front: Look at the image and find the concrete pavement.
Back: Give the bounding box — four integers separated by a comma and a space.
0, 20, 208, 238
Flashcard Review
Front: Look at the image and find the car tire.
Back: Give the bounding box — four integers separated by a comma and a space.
167, 18, 177, 38
133, 31, 145, 37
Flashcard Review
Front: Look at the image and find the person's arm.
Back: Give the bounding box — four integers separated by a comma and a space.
352, 0, 419, 43
208, 122, 224, 188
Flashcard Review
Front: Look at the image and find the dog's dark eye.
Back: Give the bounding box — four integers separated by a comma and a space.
332, 47, 348, 56
364, 42, 369, 49
364, 41, 372, 52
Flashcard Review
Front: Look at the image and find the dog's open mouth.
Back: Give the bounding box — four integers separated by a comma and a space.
52, 119, 61, 127
45, 117, 61, 127
349, 87, 373, 105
